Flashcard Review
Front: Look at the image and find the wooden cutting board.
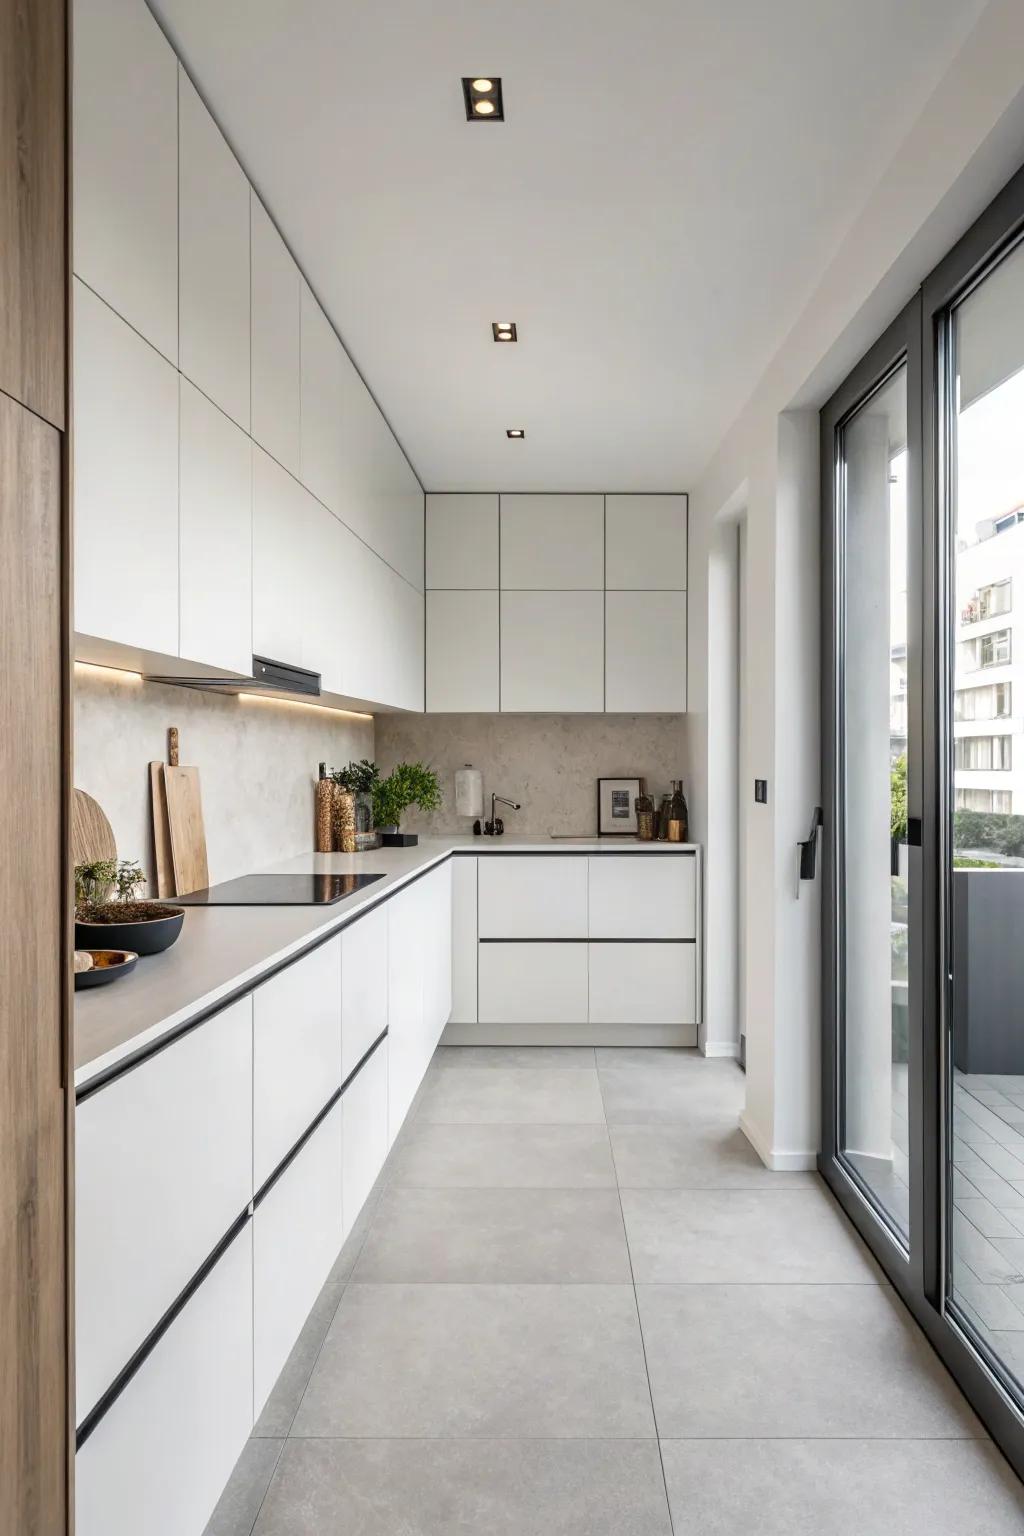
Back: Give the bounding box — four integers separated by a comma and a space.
149, 762, 175, 897
163, 761, 209, 896
72, 788, 117, 867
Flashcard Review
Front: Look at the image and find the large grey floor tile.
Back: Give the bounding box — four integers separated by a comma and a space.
610, 1122, 816, 1189
433, 1045, 597, 1069
621, 1186, 881, 1283
388, 1121, 616, 1188
292, 1282, 655, 1439
598, 1055, 744, 1124
638, 1283, 983, 1439
253, 1438, 672, 1536
355, 1186, 631, 1282
661, 1439, 1024, 1535
416, 1067, 606, 1124
203, 1438, 283, 1536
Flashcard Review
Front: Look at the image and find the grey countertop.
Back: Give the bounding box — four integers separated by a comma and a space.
74, 834, 700, 1090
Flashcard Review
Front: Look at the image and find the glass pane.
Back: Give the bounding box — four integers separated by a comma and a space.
839, 363, 910, 1241
948, 236, 1024, 1393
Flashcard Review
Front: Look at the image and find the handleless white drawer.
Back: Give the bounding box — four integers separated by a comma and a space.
253, 937, 342, 1190
478, 942, 589, 1024
342, 1041, 389, 1242
587, 854, 696, 939
75, 994, 253, 1425
341, 904, 389, 1078
478, 855, 587, 938
588, 942, 696, 1024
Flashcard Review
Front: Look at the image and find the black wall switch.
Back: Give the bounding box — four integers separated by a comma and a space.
754, 779, 768, 804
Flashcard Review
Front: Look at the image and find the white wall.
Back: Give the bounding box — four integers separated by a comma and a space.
74, 665, 374, 890
687, 0, 1024, 1168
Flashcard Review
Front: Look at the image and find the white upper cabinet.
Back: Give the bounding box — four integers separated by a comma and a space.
338, 355, 424, 591
251, 194, 301, 476
74, 279, 179, 656
605, 590, 687, 712
426, 591, 499, 712
178, 71, 251, 430
500, 494, 604, 589
73, 0, 178, 363
605, 494, 687, 589
179, 380, 252, 675
252, 446, 310, 667
426, 494, 499, 588
300, 284, 346, 514
500, 590, 604, 712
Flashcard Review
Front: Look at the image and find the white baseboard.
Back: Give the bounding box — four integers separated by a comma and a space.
739, 1111, 818, 1172
700, 1039, 741, 1059
441, 1022, 699, 1048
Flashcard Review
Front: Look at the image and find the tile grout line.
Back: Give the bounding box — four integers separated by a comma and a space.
597, 1059, 678, 1535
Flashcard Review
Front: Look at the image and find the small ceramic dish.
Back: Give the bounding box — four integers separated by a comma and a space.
73, 949, 139, 990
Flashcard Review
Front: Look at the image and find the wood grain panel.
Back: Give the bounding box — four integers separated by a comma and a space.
0, 392, 68, 1533
0, 0, 66, 427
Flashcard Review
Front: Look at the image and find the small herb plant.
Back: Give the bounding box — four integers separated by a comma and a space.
75, 859, 146, 911
372, 762, 441, 830
330, 759, 380, 793
890, 753, 908, 844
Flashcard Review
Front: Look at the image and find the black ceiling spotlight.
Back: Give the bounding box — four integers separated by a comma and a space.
506, 428, 525, 439
492, 322, 518, 342
463, 76, 504, 121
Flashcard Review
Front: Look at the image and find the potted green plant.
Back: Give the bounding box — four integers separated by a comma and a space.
890, 753, 908, 878
75, 857, 185, 956
331, 759, 381, 850
372, 762, 442, 847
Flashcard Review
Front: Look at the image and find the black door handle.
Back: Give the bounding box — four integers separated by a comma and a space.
799, 807, 823, 880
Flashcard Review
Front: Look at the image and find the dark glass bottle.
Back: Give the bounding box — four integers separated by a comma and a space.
667, 779, 689, 843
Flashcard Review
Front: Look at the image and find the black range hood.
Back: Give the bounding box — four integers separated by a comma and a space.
145, 654, 321, 697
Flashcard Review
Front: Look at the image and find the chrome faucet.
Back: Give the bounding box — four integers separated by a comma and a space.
482, 792, 521, 836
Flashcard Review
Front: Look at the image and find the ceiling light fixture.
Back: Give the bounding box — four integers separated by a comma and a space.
506, 428, 525, 439
463, 76, 504, 121
492, 322, 518, 342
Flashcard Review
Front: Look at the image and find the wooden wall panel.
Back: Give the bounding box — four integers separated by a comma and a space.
0, 393, 68, 1533
0, 0, 66, 429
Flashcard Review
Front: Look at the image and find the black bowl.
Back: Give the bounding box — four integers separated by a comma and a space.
75, 907, 185, 957
75, 949, 139, 990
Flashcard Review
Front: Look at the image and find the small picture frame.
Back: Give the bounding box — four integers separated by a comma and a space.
597, 776, 642, 836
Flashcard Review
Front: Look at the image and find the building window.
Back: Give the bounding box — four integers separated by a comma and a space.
980, 629, 1011, 667
954, 734, 1013, 771
956, 788, 1014, 813
954, 682, 1012, 720
979, 580, 1012, 618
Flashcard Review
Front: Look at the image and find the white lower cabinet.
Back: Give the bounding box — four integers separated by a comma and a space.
75, 995, 253, 1425
387, 865, 452, 1141
253, 938, 342, 1190
478, 855, 587, 939
253, 1102, 344, 1417
341, 904, 389, 1077
342, 1042, 389, 1243
588, 854, 697, 939
588, 942, 696, 1024
478, 942, 589, 1024
76, 1223, 253, 1536
450, 856, 478, 1023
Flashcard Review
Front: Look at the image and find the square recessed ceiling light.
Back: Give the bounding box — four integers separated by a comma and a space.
506, 428, 525, 439
492, 322, 518, 342
463, 76, 504, 121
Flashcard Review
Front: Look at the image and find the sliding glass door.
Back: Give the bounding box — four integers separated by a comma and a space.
822, 163, 1024, 1480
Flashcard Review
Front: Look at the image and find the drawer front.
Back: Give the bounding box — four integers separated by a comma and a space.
76, 1224, 253, 1536
587, 855, 696, 939
451, 856, 478, 1023
342, 1042, 389, 1242
75, 995, 253, 1424
478, 942, 589, 1024
387, 879, 426, 1141
588, 943, 696, 1024
478, 855, 587, 938
341, 904, 388, 1078
253, 937, 342, 1189
253, 1101, 344, 1417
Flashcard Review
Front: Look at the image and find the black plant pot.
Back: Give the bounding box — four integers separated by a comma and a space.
75, 908, 185, 957
381, 831, 418, 847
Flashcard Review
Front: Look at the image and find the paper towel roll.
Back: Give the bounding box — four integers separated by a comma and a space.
455, 765, 483, 819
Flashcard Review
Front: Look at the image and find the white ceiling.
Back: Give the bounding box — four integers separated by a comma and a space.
151, 0, 983, 491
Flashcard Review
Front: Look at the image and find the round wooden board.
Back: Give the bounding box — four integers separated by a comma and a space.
72, 788, 116, 866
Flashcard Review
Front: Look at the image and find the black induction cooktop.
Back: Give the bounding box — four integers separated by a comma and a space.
175, 873, 385, 906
